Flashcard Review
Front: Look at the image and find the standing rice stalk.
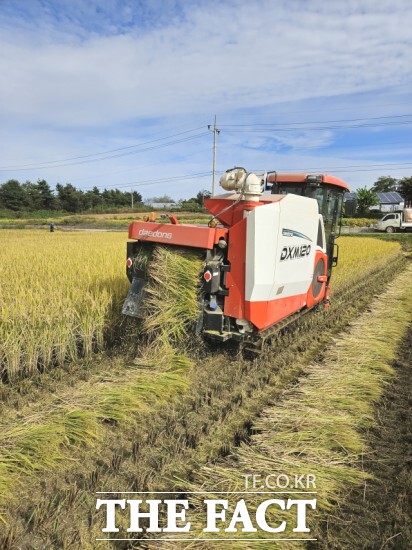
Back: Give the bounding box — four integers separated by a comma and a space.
0, 230, 129, 381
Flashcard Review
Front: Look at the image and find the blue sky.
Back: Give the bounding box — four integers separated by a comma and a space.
0, 0, 411, 200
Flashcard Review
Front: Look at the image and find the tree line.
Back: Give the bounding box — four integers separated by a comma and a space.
0, 179, 143, 213
1, 176, 411, 215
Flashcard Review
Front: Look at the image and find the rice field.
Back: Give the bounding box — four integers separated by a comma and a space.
0, 230, 401, 383
0, 228, 409, 547
0, 230, 128, 381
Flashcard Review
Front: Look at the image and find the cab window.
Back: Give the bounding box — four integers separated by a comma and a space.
306, 185, 343, 242
275, 182, 343, 242
275, 184, 305, 196
383, 214, 395, 221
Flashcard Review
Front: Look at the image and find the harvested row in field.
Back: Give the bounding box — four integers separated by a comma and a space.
169, 263, 412, 548
320, 325, 412, 549
2, 248, 406, 547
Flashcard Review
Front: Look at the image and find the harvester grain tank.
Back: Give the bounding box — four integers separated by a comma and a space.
122, 168, 349, 346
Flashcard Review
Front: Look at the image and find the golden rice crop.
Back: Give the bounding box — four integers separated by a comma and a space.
0, 230, 128, 381
331, 236, 400, 291
0, 231, 401, 382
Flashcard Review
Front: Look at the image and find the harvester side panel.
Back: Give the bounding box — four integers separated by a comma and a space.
223, 217, 247, 320
243, 194, 318, 331
271, 194, 318, 299
245, 201, 280, 302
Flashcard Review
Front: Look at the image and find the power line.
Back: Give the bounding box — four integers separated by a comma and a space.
0, 126, 207, 170
217, 96, 412, 120
218, 162, 412, 175
264, 138, 412, 153
272, 161, 412, 171
332, 166, 412, 173
3, 112, 411, 173
5, 112, 412, 172
67, 141, 410, 185
77, 162, 412, 193
219, 113, 412, 127
63, 132, 209, 165
222, 120, 412, 133
81, 171, 213, 192
71, 145, 223, 183
0, 132, 210, 172
276, 166, 412, 174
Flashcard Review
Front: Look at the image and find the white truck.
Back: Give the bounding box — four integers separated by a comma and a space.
374, 208, 412, 233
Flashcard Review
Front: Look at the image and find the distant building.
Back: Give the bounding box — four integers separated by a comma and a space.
344, 191, 404, 214
145, 202, 178, 209
372, 191, 404, 212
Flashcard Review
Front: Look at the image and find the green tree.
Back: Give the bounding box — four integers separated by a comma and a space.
83, 187, 101, 210
56, 183, 82, 212
356, 187, 379, 215
371, 176, 398, 193
36, 179, 55, 209
22, 180, 41, 210
195, 189, 212, 206
0, 179, 26, 211
132, 191, 142, 204
399, 176, 412, 207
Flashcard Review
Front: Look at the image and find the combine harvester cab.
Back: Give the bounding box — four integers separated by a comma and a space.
123, 167, 349, 347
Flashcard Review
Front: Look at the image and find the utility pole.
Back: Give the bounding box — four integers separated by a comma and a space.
208, 115, 220, 196
131, 189, 134, 209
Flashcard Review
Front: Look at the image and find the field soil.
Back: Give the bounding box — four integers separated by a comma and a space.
1, 255, 409, 548
146, 263, 411, 549
0, 234, 410, 549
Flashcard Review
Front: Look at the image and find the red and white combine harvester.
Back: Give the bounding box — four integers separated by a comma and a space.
123, 167, 349, 348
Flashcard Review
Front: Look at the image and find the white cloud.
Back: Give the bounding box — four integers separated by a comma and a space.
0, 0, 411, 196
1, 0, 411, 127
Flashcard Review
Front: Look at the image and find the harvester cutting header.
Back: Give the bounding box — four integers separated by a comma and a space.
123, 167, 349, 346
